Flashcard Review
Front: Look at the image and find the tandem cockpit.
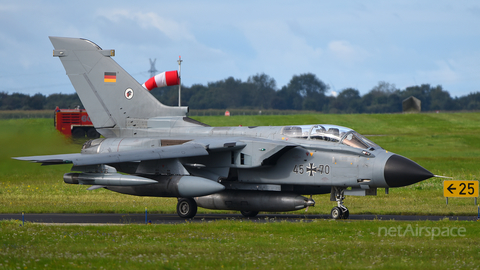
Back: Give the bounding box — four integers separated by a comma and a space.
281, 124, 380, 150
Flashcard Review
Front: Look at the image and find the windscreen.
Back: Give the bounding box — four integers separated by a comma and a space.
281, 124, 380, 150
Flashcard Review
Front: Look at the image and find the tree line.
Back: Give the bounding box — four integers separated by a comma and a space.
1, 73, 480, 113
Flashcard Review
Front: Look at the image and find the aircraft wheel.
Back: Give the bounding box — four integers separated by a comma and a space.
240, 210, 259, 218
331, 206, 343, 219
177, 198, 197, 219
342, 209, 350, 219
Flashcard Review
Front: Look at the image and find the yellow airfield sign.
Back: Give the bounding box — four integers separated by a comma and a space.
443, 180, 479, 198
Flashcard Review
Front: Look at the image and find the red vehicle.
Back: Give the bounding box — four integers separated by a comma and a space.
54, 107, 100, 138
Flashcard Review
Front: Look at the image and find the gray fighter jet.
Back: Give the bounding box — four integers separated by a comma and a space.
15, 37, 434, 219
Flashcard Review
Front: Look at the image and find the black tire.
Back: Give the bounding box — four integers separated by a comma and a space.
240, 210, 259, 218
331, 206, 343, 219
87, 128, 100, 139
342, 209, 350, 219
71, 128, 86, 138
176, 198, 197, 219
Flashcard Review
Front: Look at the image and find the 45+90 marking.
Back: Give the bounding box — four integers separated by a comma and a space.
293, 163, 330, 176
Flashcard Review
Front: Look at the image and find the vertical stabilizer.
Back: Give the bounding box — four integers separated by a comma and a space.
49, 37, 188, 132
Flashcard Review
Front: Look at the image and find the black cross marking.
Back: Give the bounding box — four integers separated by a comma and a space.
306, 163, 317, 176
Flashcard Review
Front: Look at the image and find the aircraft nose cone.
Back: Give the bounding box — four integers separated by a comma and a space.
384, 154, 433, 187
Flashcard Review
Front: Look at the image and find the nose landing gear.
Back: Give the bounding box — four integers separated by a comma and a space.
331, 187, 349, 219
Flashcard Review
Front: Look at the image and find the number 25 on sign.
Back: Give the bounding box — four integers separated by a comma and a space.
443, 180, 479, 197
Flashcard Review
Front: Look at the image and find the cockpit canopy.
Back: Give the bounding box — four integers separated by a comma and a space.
281, 124, 379, 150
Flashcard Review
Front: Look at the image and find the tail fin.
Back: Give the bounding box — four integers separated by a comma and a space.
49, 37, 187, 130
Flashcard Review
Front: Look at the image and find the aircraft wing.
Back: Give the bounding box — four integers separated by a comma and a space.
14, 137, 298, 168
14, 142, 209, 166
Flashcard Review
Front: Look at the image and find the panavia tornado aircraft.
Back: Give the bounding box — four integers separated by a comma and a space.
15, 37, 434, 219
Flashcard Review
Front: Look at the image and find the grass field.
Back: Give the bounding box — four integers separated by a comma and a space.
1, 113, 480, 269
1, 219, 479, 269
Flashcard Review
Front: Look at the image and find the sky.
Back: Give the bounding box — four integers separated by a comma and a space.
1, 0, 479, 98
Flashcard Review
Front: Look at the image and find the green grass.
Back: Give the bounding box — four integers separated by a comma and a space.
1, 113, 480, 215
1, 219, 479, 269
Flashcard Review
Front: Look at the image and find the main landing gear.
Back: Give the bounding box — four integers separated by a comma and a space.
331, 187, 349, 219
177, 198, 197, 219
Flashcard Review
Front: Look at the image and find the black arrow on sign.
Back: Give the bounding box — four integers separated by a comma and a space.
447, 184, 456, 194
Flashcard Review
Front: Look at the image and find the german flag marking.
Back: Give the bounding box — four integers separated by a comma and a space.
104, 72, 116, 83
